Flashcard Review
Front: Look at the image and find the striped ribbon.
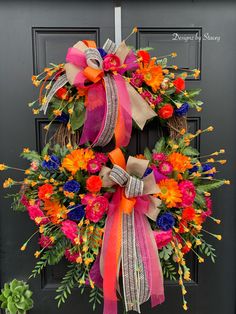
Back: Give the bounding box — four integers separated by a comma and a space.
41, 74, 68, 114
109, 164, 144, 198
93, 74, 119, 147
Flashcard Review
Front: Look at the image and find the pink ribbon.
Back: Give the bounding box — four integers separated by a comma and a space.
100, 189, 165, 314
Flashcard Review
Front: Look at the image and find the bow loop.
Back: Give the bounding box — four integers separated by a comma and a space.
109, 164, 144, 198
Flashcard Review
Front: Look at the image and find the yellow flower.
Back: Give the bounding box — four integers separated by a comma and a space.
34, 251, 41, 258
41, 96, 47, 105
68, 108, 73, 114
83, 245, 88, 252
224, 180, 230, 185
195, 239, 202, 246
79, 278, 85, 285
0, 164, 7, 171
23, 148, 30, 153
219, 160, 227, 164
171, 52, 177, 57
193, 69, 201, 79
35, 217, 42, 224
216, 235, 222, 240
53, 109, 62, 116
182, 288, 187, 295
20, 244, 27, 251
32, 109, 40, 115
186, 241, 192, 249
198, 257, 204, 263
183, 303, 188, 311
206, 126, 214, 132
3, 178, 14, 188
39, 225, 44, 233
76, 256, 83, 264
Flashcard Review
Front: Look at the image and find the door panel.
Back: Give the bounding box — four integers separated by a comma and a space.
0, 1, 235, 314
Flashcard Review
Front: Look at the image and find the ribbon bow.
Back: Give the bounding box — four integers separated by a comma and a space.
42, 39, 157, 148
99, 148, 165, 314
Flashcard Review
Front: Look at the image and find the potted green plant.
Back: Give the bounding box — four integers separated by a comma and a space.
0, 279, 33, 314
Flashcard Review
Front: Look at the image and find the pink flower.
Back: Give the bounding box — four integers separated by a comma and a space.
130, 72, 144, 87
103, 54, 121, 72
27, 200, 49, 225
20, 194, 29, 207
154, 230, 173, 249
38, 235, 53, 248
201, 196, 213, 220
87, 159, 102, 174
95, 153, 108, 164
153, 95, 163, 105
178, 180, 196, 207
152, 152, 166, 162
61, 220, 78, 243
86, 196, 108, 223
159, 161, 173, 175
81, 194, 95, 206
30, 160, 39, 171
141, 90, 153, 102
65, 249, 80, 263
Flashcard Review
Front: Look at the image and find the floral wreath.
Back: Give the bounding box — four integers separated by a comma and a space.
30, 28, 202, 147
0, 28, 229, 314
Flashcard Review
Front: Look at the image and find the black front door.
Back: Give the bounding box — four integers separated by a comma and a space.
0, 1, 235, 314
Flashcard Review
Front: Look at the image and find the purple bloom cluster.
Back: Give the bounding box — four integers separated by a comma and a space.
68, 204, 85, 221
42, 155, 60, 171
156, 212, 175, 231
175, 102, 189, 116
63, 180, 80, 193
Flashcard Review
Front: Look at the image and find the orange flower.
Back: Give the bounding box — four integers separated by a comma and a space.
38, 184, 54, 201
135, 154, 146, 160
168, 152, 193, 173
137, 59, 164, 92
86, 175, 102, 193
44, 200, 68, 224
62, 148, 95, 175
157, 179, 182, 208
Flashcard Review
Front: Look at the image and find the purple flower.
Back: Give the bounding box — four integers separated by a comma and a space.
202, 164, 215, 177
151, 165, 167, 183
68, 204, 85, 221
56, 112, 69, 123
63, 180, 80, 193
156, 212, 175, 231
42, 155, 60, 171
175, 102, 189, 116
189, 165, 199, 174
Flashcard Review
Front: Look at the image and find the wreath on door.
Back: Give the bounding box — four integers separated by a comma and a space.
0, 28, 228, 314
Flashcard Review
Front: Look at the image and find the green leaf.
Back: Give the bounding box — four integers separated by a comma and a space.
187, 88, 201, 97
144, 147, 152, 161
153, 137, 166, 153
41, 143, 50, 157
194, 193, 206, 208
70, 108, 86, 132
182, 146, 199, 157
196, 180, 225, 193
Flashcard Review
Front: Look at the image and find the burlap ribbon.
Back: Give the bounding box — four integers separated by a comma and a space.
42, 39, 156, 147
99, 149, 165, 314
